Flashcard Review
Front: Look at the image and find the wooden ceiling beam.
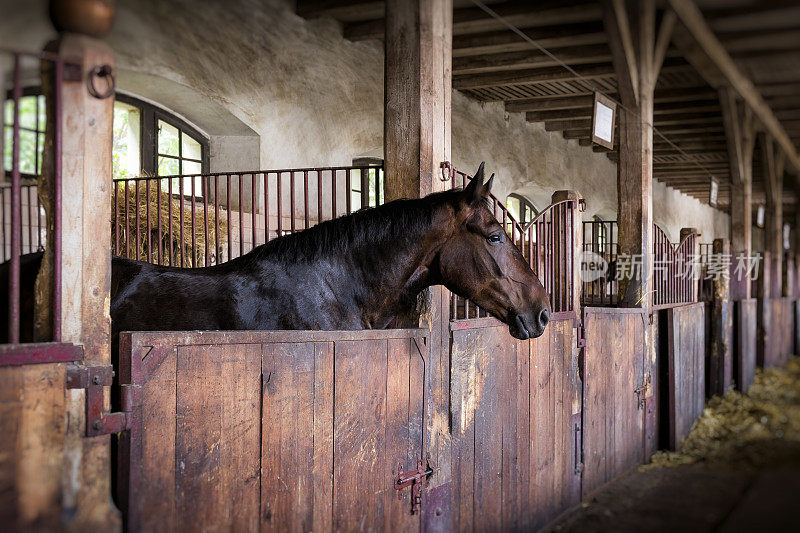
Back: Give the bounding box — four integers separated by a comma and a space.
453, 44, 610, 75
453, 62, 616, 90
452, 24, 606, 57
343, 0, 602, 41
297, 0, 384, 21
668, 0, 800, 173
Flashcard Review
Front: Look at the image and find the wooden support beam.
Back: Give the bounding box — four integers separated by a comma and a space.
452, 24, 607, 58
297, 0, 383, 21
453, 62, 615, 90
761, 132, 787, 298
668, 0, 800, 173
603, 0, 657, 308
384, 0, 452, 497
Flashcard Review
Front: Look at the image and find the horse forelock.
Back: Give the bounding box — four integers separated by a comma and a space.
248, 189, 461, 263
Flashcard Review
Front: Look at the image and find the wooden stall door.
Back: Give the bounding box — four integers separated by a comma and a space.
118, 330, 427, 533
582, 308, 648, 497
735, 299, 757, 391
666, 303, 706, 449
449, 317, 581, 531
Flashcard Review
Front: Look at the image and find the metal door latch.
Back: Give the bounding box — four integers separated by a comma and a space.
67, 363, 132, 437
394, 455, 434, 515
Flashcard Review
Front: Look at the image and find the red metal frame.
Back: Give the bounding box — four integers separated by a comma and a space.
0, 342, 83, 366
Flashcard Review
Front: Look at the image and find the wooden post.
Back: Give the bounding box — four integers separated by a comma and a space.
603, 0, 665, 309
760, 132, 787, 298
384, 0, 452, 524
709, 238, 732, 396
39, 34, 118, 529
720, 88, 755, 300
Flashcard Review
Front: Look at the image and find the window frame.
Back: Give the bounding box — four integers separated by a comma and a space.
3, 87, 47, 181
116, 94, 209, 179
506, 192, 538, 227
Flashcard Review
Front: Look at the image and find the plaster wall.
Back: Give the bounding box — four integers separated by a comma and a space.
0, 0, 730, 243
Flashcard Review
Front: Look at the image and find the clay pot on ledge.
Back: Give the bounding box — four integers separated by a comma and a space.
49, 0, 115, 39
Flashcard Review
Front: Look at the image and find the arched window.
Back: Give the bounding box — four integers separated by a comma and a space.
505, 193, 537, 226
113, 94, 209, 196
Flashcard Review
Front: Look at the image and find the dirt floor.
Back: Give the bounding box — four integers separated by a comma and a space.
546, 357, 800, 533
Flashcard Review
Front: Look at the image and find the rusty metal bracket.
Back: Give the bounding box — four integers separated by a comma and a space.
67, 363, 132, 437
439, 161, 454, 182
633, 372, 652, 411
394, 455, 434, 515
62, 62, 82, 82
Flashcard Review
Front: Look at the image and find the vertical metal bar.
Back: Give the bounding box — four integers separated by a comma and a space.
238, 174, 244, 257
125, 179, 130, 260
203, 175, 209, 266
227, 174, 232, 260
332, 170, 337, 218
157, 179, 162, 265
168, 176, 173, 266
191, 174, 196, 266
26, 186, 32, 254
8, 54, 21, 342
251, 173, 256, 248
113, 181, 119, 255
345, 168, 351, 215
290, 171, 296, 234
135, 180, 140, 261
317, 170, 323, 224
214, 175, 220, 264
36, 191, 42, 251
277, 172, 283, 237
264, 172, 269, 243
303, 170, 309, 229
179, 176, 184, 267
53, 57, 64, 341
146, 180, 152, 263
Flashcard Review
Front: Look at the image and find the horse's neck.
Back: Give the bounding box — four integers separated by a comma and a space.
333, 225, 446, 326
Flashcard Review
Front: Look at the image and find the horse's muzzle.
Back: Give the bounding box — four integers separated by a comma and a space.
510, 309, 549, 340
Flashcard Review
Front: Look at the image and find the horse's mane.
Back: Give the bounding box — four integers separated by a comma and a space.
248, 189, 459, 263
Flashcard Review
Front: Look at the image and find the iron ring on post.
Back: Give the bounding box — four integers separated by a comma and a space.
439, 161, 453, 182
87, 64, 115, 99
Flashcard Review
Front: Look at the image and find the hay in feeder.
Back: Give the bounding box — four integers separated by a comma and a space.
112, 179, 228, 267
645, 356, 800, 470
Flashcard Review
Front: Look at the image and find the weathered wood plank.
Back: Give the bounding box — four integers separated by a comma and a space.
583, 308, 646, 497
312, 342, 334, 533
261, 342, 316, 532
220, 344, 261, 532
735, 299, 758, 392
176, 345, 223, 530
667, 303, 706, 449
0, 363, 65, 531
333, 339, 387, 530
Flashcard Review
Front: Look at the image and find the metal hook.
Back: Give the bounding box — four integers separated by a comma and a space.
87, 64, 115, 99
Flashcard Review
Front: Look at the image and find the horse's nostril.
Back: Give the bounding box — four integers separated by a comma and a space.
539, 308, 550, 329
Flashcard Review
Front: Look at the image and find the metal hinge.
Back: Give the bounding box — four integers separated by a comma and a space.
633, 372, 652, 410
572, 413, 584, 475
66, 363, 133, 437
394, 455, 435, 515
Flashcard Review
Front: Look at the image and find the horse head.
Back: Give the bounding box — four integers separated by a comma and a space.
438, 163, 551, 339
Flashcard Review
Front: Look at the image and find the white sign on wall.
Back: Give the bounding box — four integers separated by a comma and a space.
592, 92, 616, 150
709, 178, 719, 207
757, 205, 765, 228
784, 223, 791, 250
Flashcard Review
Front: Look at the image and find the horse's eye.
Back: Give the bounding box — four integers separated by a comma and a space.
488, 233, 503, 244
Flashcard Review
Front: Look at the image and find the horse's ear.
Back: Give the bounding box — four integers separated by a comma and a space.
464, 162, 487, 205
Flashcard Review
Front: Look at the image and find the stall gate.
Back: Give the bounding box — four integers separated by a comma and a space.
581, 307, 653, 497
735, 299, 758, 391
449, 317, 581, 531
117, 329, 428, 532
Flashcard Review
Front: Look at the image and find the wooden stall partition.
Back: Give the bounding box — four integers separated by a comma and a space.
0, 360, 68, 530
734, 299, 758, 392
758, 298, 795, 368
117, 329, 428, 533
582, 307, 649, 497
449, 317, 581, 531
666, 303, 707, 449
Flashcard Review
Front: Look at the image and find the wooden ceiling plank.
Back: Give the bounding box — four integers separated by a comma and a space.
668, 0, 800, 173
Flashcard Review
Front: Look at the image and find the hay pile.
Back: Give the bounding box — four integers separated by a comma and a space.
642, 357, 800, 470
645, 357, 800, 470
112, 180, 228, 267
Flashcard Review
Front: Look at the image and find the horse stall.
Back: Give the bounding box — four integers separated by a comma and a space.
756, 254, 797, 369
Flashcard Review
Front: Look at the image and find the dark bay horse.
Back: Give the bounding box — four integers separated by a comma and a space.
1, 163, 551, 342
